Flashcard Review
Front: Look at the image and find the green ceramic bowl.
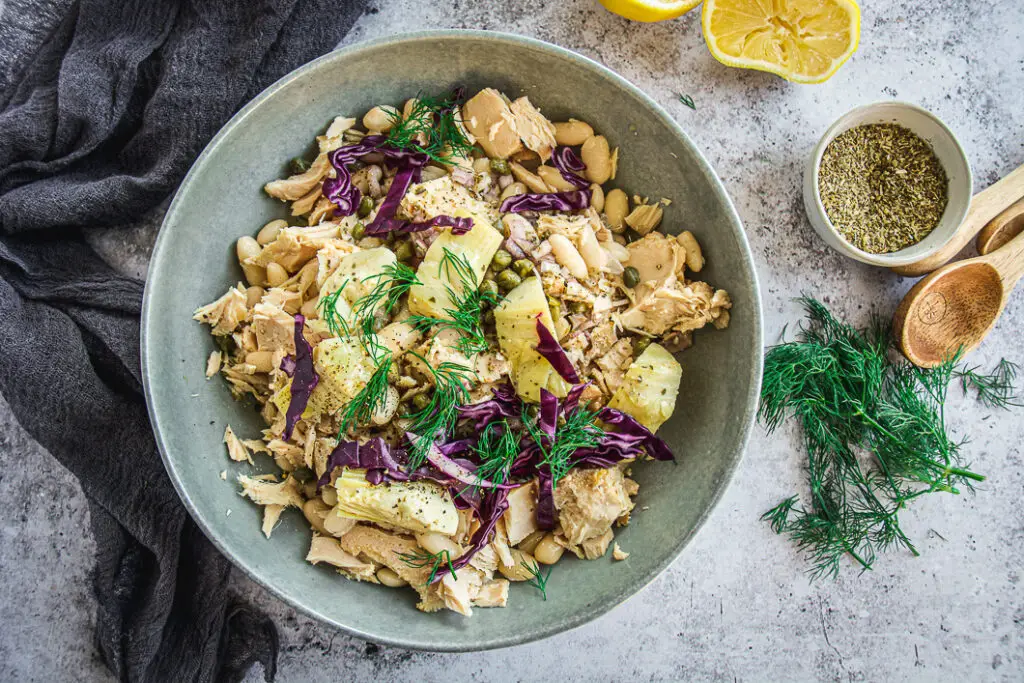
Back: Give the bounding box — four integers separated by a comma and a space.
142, 30, 762, 651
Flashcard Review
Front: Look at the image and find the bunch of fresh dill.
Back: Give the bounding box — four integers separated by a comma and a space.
761, 297, 1020, 579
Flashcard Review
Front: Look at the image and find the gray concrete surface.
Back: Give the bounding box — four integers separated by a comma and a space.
2, 1, 1024, 681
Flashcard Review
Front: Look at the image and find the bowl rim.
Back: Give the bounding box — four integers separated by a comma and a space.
805, 100, 973, 267
141, 28, 764, 651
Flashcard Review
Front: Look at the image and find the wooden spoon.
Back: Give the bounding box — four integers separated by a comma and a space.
893, 201, 1024, 368
891, 163, 1024, 277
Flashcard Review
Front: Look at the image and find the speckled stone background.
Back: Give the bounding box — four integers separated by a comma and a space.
2, 1, 1023, 681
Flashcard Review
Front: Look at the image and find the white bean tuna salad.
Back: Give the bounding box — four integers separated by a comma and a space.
195, 87, 731, 615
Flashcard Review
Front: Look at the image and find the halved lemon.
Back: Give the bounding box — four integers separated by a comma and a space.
702, 0, 861, 84
599, 0, 702, 22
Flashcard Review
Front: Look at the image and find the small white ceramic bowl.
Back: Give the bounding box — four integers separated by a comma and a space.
803, 101, 972, 267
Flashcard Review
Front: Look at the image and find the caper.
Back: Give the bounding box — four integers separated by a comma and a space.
512, 259, 534, 279
568, 300, 588, 314
491, 249, 512, 271
489, 158, 510, 175
394, 240, 414, 263
496, 269, 522, 292
411, 393, 432, 411
633, 336, 652, 358
351, 221, 366, 241
479, 278, 500, 300
623, 266, 641, 289
357, 195, 374, 218
525, 404, 539, 419
289, 157, 310, 175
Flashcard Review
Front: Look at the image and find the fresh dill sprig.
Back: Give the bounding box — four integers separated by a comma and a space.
405, 352, 475, 469
396, 548, 456, 585
760, 296, 1017, 579
351, 261, 421, 325
407, 248, 502, 357
523, 559, 551, 601
472, 420, 519, 487
317, 279, 351, 338
677, 93, 696, 110
384, 90, 474, 165
337, 357, 393, 436
523, 403, 602, 485
957, 359, 1021, 409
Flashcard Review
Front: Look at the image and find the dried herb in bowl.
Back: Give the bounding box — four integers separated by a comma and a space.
818, 123, 948, 254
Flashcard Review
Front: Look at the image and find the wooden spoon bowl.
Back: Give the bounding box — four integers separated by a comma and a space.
894, 202, 1024, 367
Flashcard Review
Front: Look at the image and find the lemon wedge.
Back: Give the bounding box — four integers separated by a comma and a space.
702, 0, 861, 84
599, 0, 701, 22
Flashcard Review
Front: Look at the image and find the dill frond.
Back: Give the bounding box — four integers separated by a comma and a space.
523, 560, 551, 600
522, 404, 602, 485
405, 352, 475, 469
472, 420, 519, 487
337, 356, 393, 436
760, 297, 1012, 579
384, 89, 474, 165
958, 359, 1021, 409
396, 548, 456, 585
407, 248, 501, 357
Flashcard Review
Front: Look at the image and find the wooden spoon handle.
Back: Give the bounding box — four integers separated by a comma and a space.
984, 220, 1024, 290
890, 162, 1024, 277
977, 199, 1024, 255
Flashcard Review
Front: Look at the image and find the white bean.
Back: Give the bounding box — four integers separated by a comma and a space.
415, 532, 463, 558
362, 105, 399, 132
303, 499, 329, 535
245, 286, 264, 308
498, 549, 538, 582
589, 183, 605, 213
377, 568, 407, 588
534, 534, 565, 565
236, 237, 266, 286
419, 165, 448, 182
265, 262, 288, 288
320, 485, 338, 506
366, 164, 384, 198
548, 234, 588, 280
257, 219, 287, 245
581, 135, 611, 184
553, 119, 594, 146
537, 165, 577, 192
604, 188, 629, 233
677, 230, 705, 272
577, 224, 606, 272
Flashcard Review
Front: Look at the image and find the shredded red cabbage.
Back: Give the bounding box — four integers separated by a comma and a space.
551, 146, 590, 189
535, 467, 556, 529
499, 189, 591, 213
317, 437, 408, 487
413, 434, 512, 489
598, 407, 675, 462
457, 383, 521, 432
432, 488, 509, 582
366, 214, 473, 236
282, 314, 318, 441
534, 318, 580, 383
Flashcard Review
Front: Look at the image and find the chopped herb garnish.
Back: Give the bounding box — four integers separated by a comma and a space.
385, 90, 474, 165
760, 297, 1019, 579
523, 403, 602, 485
396, 548, 456, 585
407, 248, 501, 356
471, 420, 519, 488
677, 93, 696, 110
405, 352, 475, 469
523, 559, 551, 600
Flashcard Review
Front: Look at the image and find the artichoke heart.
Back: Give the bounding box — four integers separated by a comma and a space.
607, 343, 682, 432
333, 469, 459, 535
